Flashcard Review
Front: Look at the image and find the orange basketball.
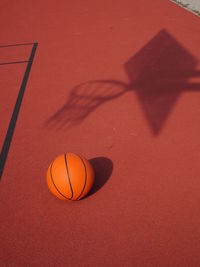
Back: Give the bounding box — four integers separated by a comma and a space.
46, 153, 95, 200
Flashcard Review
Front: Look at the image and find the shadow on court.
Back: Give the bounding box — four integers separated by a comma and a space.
46, 29, 200, 134
85, 157, 113, 198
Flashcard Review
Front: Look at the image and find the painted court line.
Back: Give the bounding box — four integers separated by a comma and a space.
0, 43, 38, 180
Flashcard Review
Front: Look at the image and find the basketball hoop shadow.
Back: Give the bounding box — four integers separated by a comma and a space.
46, 29, 200, 135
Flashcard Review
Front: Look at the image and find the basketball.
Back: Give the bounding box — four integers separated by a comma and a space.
46, 153, 95, 200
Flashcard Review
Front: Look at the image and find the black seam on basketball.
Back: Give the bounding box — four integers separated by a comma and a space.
50, 162, 71, 200
76, 156, 87, 200
64, 154, 73, 200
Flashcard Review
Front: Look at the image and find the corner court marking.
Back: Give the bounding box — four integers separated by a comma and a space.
0, 42, 38, 180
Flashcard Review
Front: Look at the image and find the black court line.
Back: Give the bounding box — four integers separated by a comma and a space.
0, 43, 35, 48
0, 42, 38, 180
0, 60, 29, 66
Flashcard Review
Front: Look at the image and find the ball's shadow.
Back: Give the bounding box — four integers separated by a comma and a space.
86, 157, 113, 198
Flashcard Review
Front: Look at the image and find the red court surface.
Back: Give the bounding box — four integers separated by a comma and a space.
0, 0, 200, 266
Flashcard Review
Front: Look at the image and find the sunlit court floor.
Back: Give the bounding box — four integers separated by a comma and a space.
0, 1, 200, 266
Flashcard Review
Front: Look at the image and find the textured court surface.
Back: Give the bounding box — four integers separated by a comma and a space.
0, 1, 200, 266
